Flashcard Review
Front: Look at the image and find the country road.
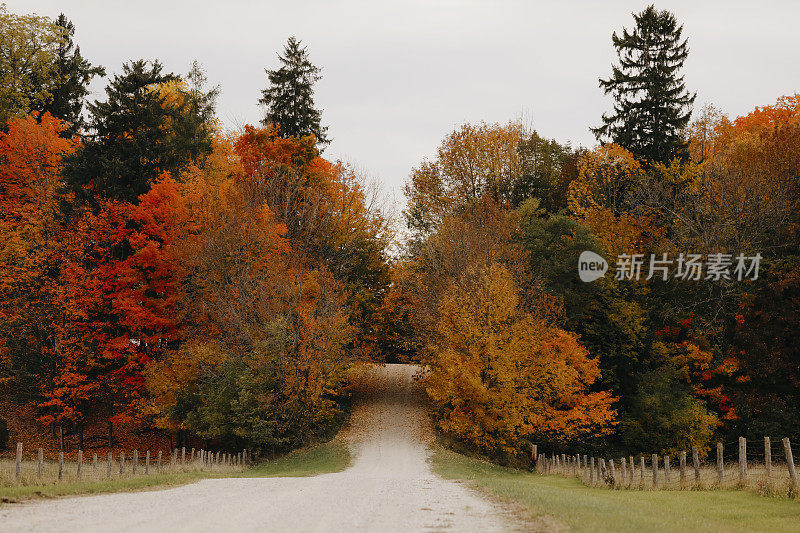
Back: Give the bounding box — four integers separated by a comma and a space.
0, 364, 515, 532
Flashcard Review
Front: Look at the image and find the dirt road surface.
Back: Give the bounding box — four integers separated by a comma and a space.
0, 364, 515, 532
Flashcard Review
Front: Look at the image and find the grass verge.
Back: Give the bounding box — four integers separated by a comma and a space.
0, 439, 351, 504
431, 448, 800, 533
247, 438, 351, 478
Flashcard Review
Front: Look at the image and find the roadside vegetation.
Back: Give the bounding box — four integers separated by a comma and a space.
399, 5, 800, 467
0, 440, 350, 503
431, 449, 800, 533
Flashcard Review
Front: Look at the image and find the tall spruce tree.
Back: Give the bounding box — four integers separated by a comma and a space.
38, 14, 105, 135
64, 59, 216, 203
259, 37, 329, 148
592, 5, 695, 164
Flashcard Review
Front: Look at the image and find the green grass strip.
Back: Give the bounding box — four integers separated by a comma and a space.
1, 439, 351, 503
431, 448, 800, 533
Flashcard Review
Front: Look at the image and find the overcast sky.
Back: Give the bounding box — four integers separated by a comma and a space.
7, 0, 800, 214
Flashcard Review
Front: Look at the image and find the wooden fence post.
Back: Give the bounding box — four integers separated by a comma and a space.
107, 452, 112, 478
679, 451, 686, 487
692, 446, 700, 484
145, 451, 150, 475
58, 452, 64, 482
664, 455, 670, 483
598, 458, 604, 481
640, 456, 645, 485
739, 437, 747, 483
132, 450, 138, 475
652, 454, 658, 488
93, 453, 98, 476
15, 442, 22, 481
191, 448, 196, 462
120, 451, 125, 476
621, 457, 627, 485
38, 447, 43, 480
716, 442, 724, 485
589, 457, 595, 483
609, 459, 616, 485
158, 450, 162, 472
783, 438, 798, 487
764, 437, 771, 478
629, 455, 634, 483
77, 450, 83, 479
181, 446, 186, 466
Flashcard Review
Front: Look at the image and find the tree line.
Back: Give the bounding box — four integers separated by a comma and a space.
0, 5, 390, 455
1, 4, 797, 465
397, 5, 800, 462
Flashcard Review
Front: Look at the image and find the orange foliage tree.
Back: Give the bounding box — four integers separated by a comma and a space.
426, 263, 616, 457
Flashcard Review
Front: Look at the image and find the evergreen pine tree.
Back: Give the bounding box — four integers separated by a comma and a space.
64, 59, 216, 203
259, 36, 329, 148
592, 5, 695, 164
38, 14, 105, 135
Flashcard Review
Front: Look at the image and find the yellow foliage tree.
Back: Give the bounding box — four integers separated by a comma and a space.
567, 144, 663, 256
404, 121, 528, 232
425, 262, 616, 456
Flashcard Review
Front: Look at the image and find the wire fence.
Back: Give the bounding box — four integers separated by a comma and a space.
1, 444, 249, 487
533, 437, 799, 498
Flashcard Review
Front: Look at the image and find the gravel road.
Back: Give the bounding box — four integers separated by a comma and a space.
0, 364, 514, 532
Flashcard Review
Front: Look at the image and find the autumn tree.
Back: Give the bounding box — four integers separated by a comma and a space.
0, 6, 64, 125
234, 125, 391, 359
0, 113, 141, 447
403, 121, 578, 238
142, 164, 355, 452
259, 37, 329, 147
403, 121, 527, 235
425, 262, 615, 458
593, 5, 695, 164
567, 143, 663, 257
0, 113, 79, 405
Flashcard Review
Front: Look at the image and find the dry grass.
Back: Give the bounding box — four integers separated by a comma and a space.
0, 454, 243, 489
0, 439, 350, 502
543, 459, 798, 498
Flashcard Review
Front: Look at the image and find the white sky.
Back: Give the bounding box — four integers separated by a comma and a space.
7, 0, 800, 216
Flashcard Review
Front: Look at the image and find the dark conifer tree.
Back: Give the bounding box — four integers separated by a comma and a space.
592, 5, 695, 164
64, 59, 216, 203
259, 37, 329, 148
38, 14, 105, 135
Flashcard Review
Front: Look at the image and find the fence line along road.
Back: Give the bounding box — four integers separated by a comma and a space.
2, 444, 250, 486
534, 436, 799, 496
